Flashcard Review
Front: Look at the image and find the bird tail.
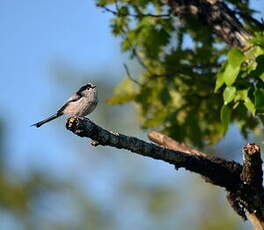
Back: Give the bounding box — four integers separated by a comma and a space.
31, 113, 61, 128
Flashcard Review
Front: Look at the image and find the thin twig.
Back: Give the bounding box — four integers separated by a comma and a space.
103, 1, 170, 84
119, 25, 153, 76
235, 11, 264, 30
114, 0, 120, 13
130, 47, 150, 73
101, 6, 170, 18
123, 63, 142, 86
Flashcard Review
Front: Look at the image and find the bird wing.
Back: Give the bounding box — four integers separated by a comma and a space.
57, 93, 81, 115
66, 93, 82, 103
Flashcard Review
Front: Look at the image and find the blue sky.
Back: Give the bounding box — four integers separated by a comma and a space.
0, 0, 125, 173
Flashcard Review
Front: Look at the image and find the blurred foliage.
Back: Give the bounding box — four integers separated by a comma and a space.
97, 0, 264, 147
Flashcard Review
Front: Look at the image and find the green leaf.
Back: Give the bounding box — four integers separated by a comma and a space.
110, 17, 129, 36
223, 48, 244, 86
96, 0, 108, 7
215, 61, 227, 92
220, 105, 231, 134
222, 63, 240, 86
250, 32, 264, 46
260, 73, 264, 82
244, 97, 256, 115
96, 0, 116, 6
143, 109, 168, 128
159, 88, 171, 105
107, 94, 135, 104
107, 78, 136, 104
223, 86, 236, 105
228, 48, 244, 66
214, 72, 224, 92
233, 88, 256, 115
119, 6, 129, 15
249, 55, 264, 80
136, 22, 170, 58
254, 88, 264, 110
135, 87, 152, 103
234, 89, 248, 102
186, 112, 203, 147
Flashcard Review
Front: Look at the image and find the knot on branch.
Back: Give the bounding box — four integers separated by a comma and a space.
66, 116, 117, 146
66, 116, 89, 137
243, 144, 261, 156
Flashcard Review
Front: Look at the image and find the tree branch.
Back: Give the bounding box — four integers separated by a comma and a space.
123, 63, 142, 86
66, 116, 242, 191
241, 144, 263, 190
100, 0, 260, 48
226, 191, 247, 220
238, 143, 264, 229
164, 0, 252, 47
101, 5, 170, 18
66, 117, 264, 228
148, 131, 207, 157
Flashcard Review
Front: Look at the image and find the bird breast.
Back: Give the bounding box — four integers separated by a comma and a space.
63, 97, 97, 116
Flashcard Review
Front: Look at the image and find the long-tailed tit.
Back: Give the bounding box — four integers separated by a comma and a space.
32, 83, 98, 128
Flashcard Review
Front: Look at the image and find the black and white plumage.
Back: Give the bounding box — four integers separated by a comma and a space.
32, 83, 98, 128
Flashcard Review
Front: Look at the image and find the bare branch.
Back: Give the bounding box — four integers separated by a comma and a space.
66, 117, 264, 227
235, 11, 264, 30
66, 116, 242, 191
148, 131, 207, 157
130, 47, 150, 73
101, 6, 170, 18
116, 22, 152, 75
123, 63, 142, 86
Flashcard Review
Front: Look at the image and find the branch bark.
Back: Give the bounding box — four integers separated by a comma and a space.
66, 117, 242, 190
241, 144, 264, 230
164, 0, 252, 47
148, 131, 207, 157
66, 117, 264, 229
241, 144, 263, 190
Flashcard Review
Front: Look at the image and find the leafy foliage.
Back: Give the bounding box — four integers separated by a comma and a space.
97, 0, 264, 147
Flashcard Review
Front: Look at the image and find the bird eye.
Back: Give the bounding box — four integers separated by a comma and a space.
86, 83, 96, 89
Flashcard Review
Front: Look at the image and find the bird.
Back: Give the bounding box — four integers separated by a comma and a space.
32, 83, 98, 128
